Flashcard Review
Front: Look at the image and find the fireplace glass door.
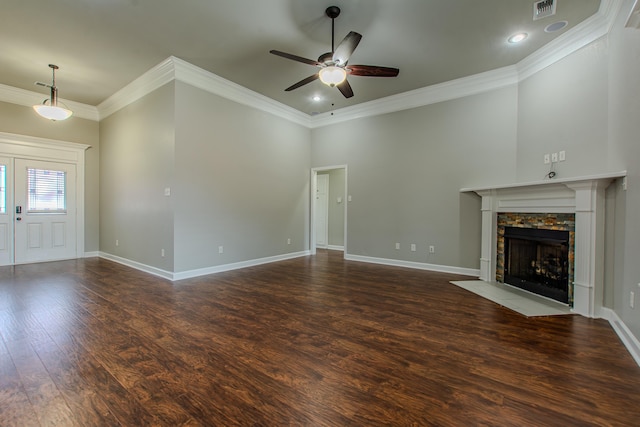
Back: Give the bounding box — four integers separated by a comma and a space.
504, 227, 569, 304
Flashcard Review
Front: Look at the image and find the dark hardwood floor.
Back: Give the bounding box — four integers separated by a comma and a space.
1, 250, 640, 426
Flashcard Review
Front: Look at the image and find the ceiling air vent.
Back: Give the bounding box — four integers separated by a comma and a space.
534, 0, 557, 20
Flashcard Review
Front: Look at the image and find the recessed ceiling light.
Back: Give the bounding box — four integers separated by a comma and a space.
312, 95, 321, 102
508, 32, 528, 44
545, 21, 568, 33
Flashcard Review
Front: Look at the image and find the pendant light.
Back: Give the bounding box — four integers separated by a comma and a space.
33, 64, 73, 121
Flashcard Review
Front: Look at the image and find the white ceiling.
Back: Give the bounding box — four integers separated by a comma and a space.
1, 0, 602, 116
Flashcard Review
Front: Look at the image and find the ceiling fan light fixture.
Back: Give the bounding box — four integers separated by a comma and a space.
319, 66, 347, 87
33, 64, 73, 121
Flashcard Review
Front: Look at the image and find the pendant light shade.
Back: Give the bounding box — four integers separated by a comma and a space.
33, 64, 73, 121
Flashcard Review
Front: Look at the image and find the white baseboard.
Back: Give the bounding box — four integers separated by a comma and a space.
98, 250, 311, 281
327, 245, 345, 251
601, 308, 640, 367
84, 251, 99, 258
171, 251, 310, 280
99, 252, 174, 280
344, 254, 480, 277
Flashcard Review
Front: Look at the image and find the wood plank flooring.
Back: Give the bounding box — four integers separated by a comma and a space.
1, 250, 640, 426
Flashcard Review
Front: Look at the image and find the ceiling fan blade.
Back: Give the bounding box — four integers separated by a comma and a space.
337, 79, 354, 98
332, 31, 362, 65
347, 65, 400, 77
270, 50, 322, 67
285, 74, 319, 91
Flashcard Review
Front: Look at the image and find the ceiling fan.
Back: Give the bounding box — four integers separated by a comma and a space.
270, 5, 399, 98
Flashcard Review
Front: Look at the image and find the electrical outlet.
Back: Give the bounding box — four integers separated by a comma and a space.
218, 245, 224, 254
395, 243, 400, 250
559, 150, 566, 161
551, 152, 558, 163
161, 248, 165, 257
429, 245, 435, 253
116, 239, 119, 247
287, 238, 291, 245
411, 244, 416, 252
631, 291, 635, 308
544, 154, 550, 164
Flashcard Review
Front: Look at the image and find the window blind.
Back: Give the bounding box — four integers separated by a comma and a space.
27, 168, 66, 212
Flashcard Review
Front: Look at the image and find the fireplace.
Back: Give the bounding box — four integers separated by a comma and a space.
503, 226, 570, 304
462, 171, 624, 318
496, 213, 575, 304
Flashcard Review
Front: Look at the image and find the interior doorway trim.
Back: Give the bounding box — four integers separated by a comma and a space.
310, 165, 348, 256
0, 132, 90, 262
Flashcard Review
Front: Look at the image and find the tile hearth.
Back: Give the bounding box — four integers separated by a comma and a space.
450, 280, 573, 317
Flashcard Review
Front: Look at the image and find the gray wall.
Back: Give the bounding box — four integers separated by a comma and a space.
515, 36, 624, 313
516, 38, 610, 181
311, 86, 518, 268
318, 168, 345, 248
608, 0, 640, 339
172, 82, 310, 272
0, 100, 100, 253
99, 82, 176, 271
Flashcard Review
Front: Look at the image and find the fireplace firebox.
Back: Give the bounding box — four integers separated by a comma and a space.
503, 226, 570, 304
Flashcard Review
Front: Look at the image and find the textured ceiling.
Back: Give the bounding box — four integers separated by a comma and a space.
1, 0, 601, 115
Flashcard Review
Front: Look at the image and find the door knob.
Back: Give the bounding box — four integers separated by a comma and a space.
16, 217, 21, 221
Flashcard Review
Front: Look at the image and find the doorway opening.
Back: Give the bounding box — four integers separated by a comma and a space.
311, 166, 347, 256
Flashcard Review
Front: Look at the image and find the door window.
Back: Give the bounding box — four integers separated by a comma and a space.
27, 168, 66, 213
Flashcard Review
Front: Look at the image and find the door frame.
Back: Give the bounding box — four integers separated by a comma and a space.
0, 132, 90, 263
315, 173, 329, 249
310, 165, 348, 256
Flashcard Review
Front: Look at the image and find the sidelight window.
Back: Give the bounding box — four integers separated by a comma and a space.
0, 165, 5, 214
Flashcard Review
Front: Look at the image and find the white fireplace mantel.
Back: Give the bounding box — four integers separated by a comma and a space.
461, 171, 626, 318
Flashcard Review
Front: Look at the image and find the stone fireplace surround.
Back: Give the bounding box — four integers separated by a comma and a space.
462, 172, 625, 318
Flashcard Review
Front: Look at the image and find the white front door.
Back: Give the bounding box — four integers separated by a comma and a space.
13, 159, 77, 264
315, 174, 329, 247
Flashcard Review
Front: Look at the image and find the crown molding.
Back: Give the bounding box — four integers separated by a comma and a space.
517, 0, 623, 81
171, 57, 311, 127
309, 66, 519, 128
0, 83, 99, 121
96, 56, 310, 126
627, 0, 640, 28
97, 57, 176, 120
